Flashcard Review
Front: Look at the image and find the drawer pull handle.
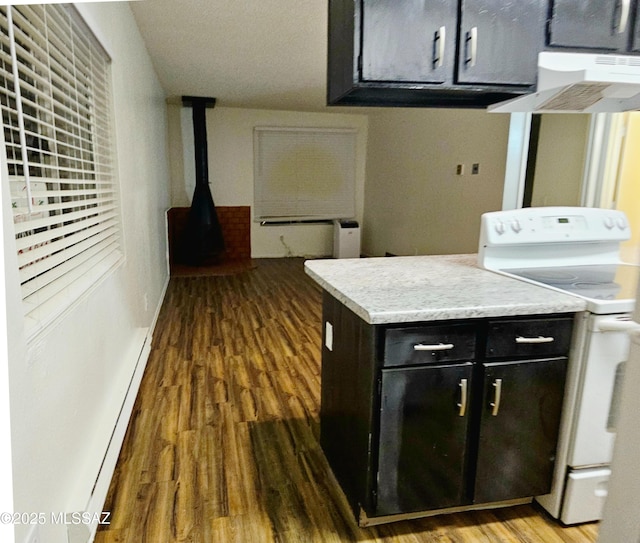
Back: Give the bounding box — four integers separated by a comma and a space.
490, 378, 502, 416
458, 378, 468, 417
414, 343, 454, 351
515, 335, 554, 344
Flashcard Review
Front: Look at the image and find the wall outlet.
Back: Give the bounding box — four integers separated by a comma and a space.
456, 164, 464, 175
471, 163, 480, 174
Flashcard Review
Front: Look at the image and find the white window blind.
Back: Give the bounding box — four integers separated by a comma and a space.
253, 127, 357, 222
0, 5, 121, 338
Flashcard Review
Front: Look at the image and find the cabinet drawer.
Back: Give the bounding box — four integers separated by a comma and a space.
383, 324, 476, 367
485, 317, 573, 359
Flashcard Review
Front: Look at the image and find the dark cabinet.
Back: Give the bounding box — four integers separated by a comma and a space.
376, 363, 473, 515
328, 0, 545, 107
634, 8, 640, 52
458, 0, 545, 86
383, 323, 476, 366
319, 291, 574, 524
474, 357, 567, 503
548, 0, 640, 53
361, 0, 456, 84
474, 317, 572, 503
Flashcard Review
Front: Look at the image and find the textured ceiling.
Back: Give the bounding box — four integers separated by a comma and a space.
130, 0, 330, 111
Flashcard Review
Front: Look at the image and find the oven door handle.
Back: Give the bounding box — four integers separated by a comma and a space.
598, 318, 640, 333
515, 335, 554, 344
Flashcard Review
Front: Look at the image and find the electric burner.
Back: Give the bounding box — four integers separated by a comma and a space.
496, 264, 639, 313
516, 270, 580, 283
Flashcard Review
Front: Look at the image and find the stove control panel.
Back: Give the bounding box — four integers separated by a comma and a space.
480, 207, 630, 246
478, 207, 632, 270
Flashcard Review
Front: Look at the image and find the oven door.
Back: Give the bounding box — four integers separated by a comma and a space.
568, 314, 632, 468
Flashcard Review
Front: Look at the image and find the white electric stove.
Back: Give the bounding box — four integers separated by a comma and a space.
478, 206, 640, 525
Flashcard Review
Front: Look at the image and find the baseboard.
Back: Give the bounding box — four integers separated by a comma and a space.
73, 329, 150, 543
148, 274, 170, 342
74, 275, 169, 543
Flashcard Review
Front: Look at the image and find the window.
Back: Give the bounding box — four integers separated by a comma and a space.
253, 127, 357, 222
0, 5, 121, 338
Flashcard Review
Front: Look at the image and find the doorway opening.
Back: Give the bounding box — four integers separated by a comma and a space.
503, 112, 640, 263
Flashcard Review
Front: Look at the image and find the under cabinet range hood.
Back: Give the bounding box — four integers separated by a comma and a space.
489, 52, 640, 113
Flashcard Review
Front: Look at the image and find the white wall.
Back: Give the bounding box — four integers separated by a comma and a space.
168, 105, 368, 258
615, 113, 640, 264
362, 108, 511, 256
0, 88, 16, 543
4, 4, 170, 542
531, 114, 590, 207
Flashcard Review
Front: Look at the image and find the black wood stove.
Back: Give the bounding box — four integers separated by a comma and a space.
180, 95, 224, 266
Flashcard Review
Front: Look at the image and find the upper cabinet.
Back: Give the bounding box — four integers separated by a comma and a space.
328, 0, 547, 107
458, 0, 545, 86
360, 0, 457, 85
548, 0, 640, 52
634, 5, 640, 52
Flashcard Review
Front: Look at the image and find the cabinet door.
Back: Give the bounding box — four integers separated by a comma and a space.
376, 363, 473, 515
457, 0, 545, 85
361, 0, 457, 83
473, 357, 567, 504
633, 6, 640, 52
549, 0, 630, 51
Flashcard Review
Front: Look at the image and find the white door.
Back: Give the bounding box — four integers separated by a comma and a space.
502, 111, 640, 267
598, 282, 640, 542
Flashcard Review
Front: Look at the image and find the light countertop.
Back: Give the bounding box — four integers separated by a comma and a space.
304, 254, 587, 324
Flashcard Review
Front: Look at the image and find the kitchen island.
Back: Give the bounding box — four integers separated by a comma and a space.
304, 254, 587, 526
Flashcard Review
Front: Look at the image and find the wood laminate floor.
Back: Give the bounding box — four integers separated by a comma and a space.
96, 258, 599, 543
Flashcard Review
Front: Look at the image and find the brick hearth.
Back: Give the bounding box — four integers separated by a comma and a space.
167, 206, 254, 276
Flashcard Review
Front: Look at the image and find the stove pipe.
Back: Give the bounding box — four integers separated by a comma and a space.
180, 96, 224, 266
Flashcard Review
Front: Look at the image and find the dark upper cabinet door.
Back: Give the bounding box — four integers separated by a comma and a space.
361, 0, 457, 83
457, 0, 546, 85
376, 363, 473, 516
549, 0, 631, 51
633, 6, 640, 52
473, 357, 567, 504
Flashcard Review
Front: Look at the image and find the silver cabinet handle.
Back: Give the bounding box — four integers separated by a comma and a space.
618, 0, 630, 34
490, 378, 502, 416
515, 335, 554, 344
466, 26, 477, 67
434, 26, 446, 68
414, 343, 454, 351
458, 378, 468, 417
